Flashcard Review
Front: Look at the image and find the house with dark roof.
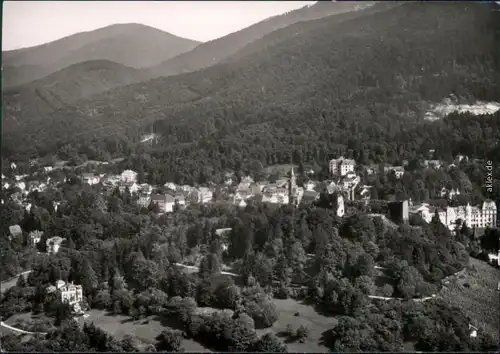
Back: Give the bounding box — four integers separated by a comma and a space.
300, 190, 320, 205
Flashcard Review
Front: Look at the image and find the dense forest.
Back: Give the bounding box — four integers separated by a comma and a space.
1, 178, 498, 351
3, 3, 500, 172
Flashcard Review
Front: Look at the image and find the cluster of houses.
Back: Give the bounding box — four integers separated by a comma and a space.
8, 225, 65, 255
6, 224, 84, 313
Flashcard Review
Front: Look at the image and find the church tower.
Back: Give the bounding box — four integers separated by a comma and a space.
289, 167, 298, 206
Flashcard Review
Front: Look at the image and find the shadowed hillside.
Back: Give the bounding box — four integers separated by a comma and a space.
3, 2, 500, 167
146, 1, 375, 78
3, 60, 146, 119
2, 23, 200, 87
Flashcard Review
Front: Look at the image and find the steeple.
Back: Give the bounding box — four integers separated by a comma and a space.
289, 166, 298, 206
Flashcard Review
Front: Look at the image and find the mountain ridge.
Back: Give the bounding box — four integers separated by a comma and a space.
3, 2, 499, 166
2, 23, 200, 87
145, 1, 375, 78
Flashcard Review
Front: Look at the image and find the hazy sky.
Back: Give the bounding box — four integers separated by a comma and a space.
2, 1, 315, 50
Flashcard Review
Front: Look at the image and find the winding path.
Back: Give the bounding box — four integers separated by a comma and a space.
176, 263, 467, 303
368, 267, 466, 302
0, 321, 46, 335
0, 270, 47, 336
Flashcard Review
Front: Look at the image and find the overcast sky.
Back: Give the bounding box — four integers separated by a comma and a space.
2, 1, 315, 51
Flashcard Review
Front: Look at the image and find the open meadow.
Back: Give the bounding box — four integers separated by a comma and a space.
437, 257, 500, 340
77, 309, 210, 352
256, 298, 337, 352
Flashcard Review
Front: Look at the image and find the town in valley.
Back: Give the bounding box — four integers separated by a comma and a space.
1, 1, 500, 352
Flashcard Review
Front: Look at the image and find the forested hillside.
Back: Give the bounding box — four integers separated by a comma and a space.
146, 1, 374, 78
3, 2, 499, 180
3, 61, 145, 119
2, 23, 200, 87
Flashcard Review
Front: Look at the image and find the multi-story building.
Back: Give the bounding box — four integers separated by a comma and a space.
46, 236, 64, 254
424, 160, 442, 169
383, 166, 405, 179
440, 187, 460, 200
58, 280, 83, 305
137, 194, 151, 208
341, 173, 361, 190
150, 194, 177, 213
81, 173, 100, 185
28, 230, 43, 247
47, 280, 84, 312
261, 187, 289, 205
119, 181, 139, 194
121, 170, 138, 183
410, 200, 497, 230
8, 225, 22, 241
303, 180, 317, 192
329, 156, 356, 176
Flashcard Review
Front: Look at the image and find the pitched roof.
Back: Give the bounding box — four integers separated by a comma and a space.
301, 191, 319, 202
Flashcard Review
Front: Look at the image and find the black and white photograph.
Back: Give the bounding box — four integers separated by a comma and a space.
1, 0, 500, 352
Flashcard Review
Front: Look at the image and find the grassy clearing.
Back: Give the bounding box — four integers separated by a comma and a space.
437, 257, 500, 340
257, 298, 337, 352
77, 309, 210, 352
1, 273, 29, 294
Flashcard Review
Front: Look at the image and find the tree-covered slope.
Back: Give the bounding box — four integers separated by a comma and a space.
3, 2, 499, 165
3, 60, 146, 121
145, 1, 375, 78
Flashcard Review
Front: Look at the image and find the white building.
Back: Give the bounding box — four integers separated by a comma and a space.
164, 182, 177, 191
329, 156, 356, 176
341, 173, 361, 189
440, 187, 460, 200
47, 280, 84, 309
137, 194, 151, 208
424, 160, 442, 169
121, 170, 138, 183
262, 187, 289, 205
139, 183, 153, 195
224, 172, 234, 186
199, 187, 214, 203
410, 200, 497, 230
336, 193, 345, 217
46, 236, 64, 254
150, 194, 176, 213
58, 281, 83, 305
28, 231, 43, 246
304, 180, 317, 192
233, 190, 254, 205
119, 182, 139, 194
383, 166, 405, 179
81, 173, 100, 185
8, 225, 22, 240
